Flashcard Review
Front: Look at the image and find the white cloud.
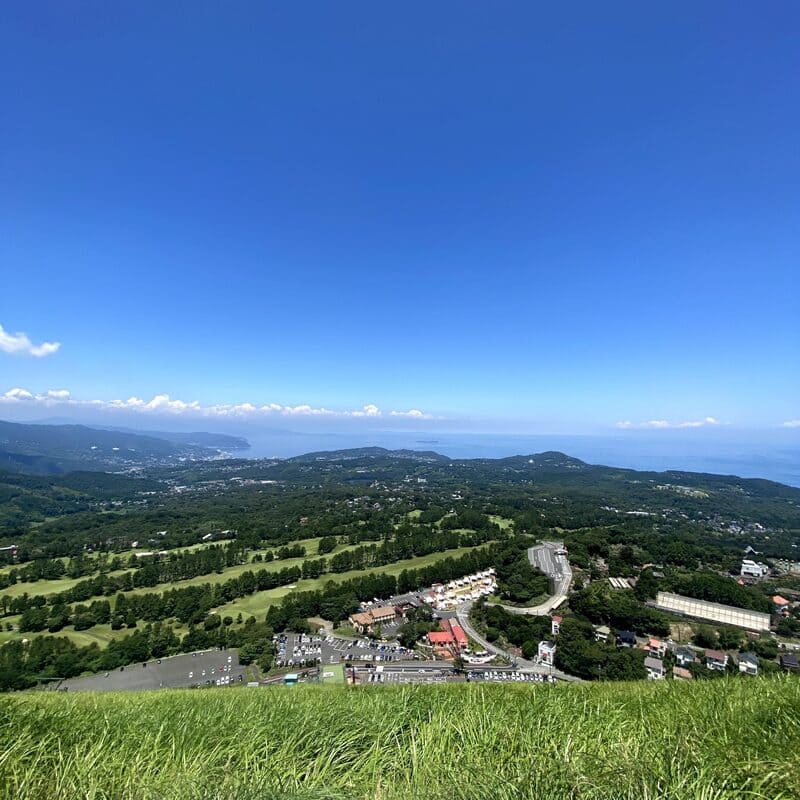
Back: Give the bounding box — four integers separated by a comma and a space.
3, 387, 35, 400
348, 404, 382, 418
677, 416, 719, 428
616, 416, 719, 430
0, 388, 432, 421
389, 408, 429, 419
0, 324, 61, 358
783, 420, 800, 428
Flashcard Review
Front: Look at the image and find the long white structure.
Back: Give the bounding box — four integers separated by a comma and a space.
655, 591, 770, 632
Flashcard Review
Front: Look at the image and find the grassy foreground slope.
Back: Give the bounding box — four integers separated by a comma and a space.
2, 679, 799, 800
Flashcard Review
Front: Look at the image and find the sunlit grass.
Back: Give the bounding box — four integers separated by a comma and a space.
1, 677, 798, 799
215, 544, 490, 621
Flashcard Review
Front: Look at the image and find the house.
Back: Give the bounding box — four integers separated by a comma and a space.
737, 652, 759, 676
594, 625, 611, 643
646, 638, 667, 658
551, 615, 562, 636
740, 559, 768, 578
348, 612, 375, 633
705, 650, 729, 671
439, 619, 468, 650
450, 624, 468, 650
674, 646, 697, 667
348, 605, 400, 634
672, 666, 693, 681
773, 595, 790, 616
538, 641, 557, 666
616, 630, 637, 648
645, 657, 665, 680
780, 653, 799, 672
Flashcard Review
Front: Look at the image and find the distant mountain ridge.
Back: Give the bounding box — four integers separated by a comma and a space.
97, 426, 249, 451
289, 446, 450, 463
0, 419, 248, 475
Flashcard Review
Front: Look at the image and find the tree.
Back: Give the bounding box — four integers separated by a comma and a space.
753, 636, 778, 659
716, 626, 744, 650
692, 625, 717, 649
317, 536, 338, 555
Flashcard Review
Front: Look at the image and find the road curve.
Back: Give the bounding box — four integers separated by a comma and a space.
455, 601, 580, 682
488, 541, 572, 616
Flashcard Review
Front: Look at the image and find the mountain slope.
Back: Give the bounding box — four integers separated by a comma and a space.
0, 419, 216, 474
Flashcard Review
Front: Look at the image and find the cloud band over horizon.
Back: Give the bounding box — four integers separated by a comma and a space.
615, 417, 721, 430
0, 387, 431, 420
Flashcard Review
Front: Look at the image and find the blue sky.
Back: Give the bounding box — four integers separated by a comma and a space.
1, 2, 798, 435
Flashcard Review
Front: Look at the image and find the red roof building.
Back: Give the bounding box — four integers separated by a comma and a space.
451, 623, 468, 648
773, 595, 789, 605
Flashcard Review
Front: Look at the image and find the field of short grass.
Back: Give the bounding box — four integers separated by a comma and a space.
1, 677, 798, 800
0, 543, 492, 646
215, 543, 490, 621
488, 515, 514, 529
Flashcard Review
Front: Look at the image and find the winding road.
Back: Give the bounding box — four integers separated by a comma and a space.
489, 541, 572, 616
451, 540, 580, 681
455, 600, 580, 682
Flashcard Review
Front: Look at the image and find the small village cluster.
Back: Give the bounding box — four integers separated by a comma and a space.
539, 614, 799, 679
420, 569, 497, 610
347, 571, 496, 634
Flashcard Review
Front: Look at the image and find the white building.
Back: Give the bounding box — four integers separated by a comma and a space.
538, 641, 557, 666
738, 652, 759, 676
740, 559, 769, 578
644, 657, 665, 680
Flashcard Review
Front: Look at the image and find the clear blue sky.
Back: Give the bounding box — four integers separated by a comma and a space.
1, 2, 798, 433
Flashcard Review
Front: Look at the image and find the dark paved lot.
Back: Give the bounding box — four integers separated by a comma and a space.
274, 632, 417, 667
56, 649, 245, 692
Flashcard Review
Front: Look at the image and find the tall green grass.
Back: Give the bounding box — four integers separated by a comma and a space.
1, 678, 799, 799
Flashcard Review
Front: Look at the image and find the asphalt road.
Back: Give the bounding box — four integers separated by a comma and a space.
455, 601, 580, 681
489, 541, 572, 617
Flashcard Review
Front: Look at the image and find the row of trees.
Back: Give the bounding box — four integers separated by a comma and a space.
14, 530, 500, 634
266, 547, 497, 632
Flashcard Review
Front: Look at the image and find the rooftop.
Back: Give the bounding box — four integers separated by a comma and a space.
705, 650, 726, 662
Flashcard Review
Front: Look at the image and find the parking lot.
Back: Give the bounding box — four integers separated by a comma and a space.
274, 632, 417, 667
361, 668, 448, 685
56, 649, 245, 692
468, 669, 556, 684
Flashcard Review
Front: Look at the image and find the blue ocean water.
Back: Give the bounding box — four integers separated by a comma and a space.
241, 430, 800, 488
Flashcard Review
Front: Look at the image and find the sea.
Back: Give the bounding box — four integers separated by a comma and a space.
238, 430, 800, 488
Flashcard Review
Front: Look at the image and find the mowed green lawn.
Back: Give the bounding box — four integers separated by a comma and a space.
215, 542, 491, 621
0, 539, 236, 578
0, 621, 153, 648
0, 542, 492, 645
118, 536, 367, 597
0, 536, 333, 601
0, 569, 134, 600
2, 677, 798, 800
